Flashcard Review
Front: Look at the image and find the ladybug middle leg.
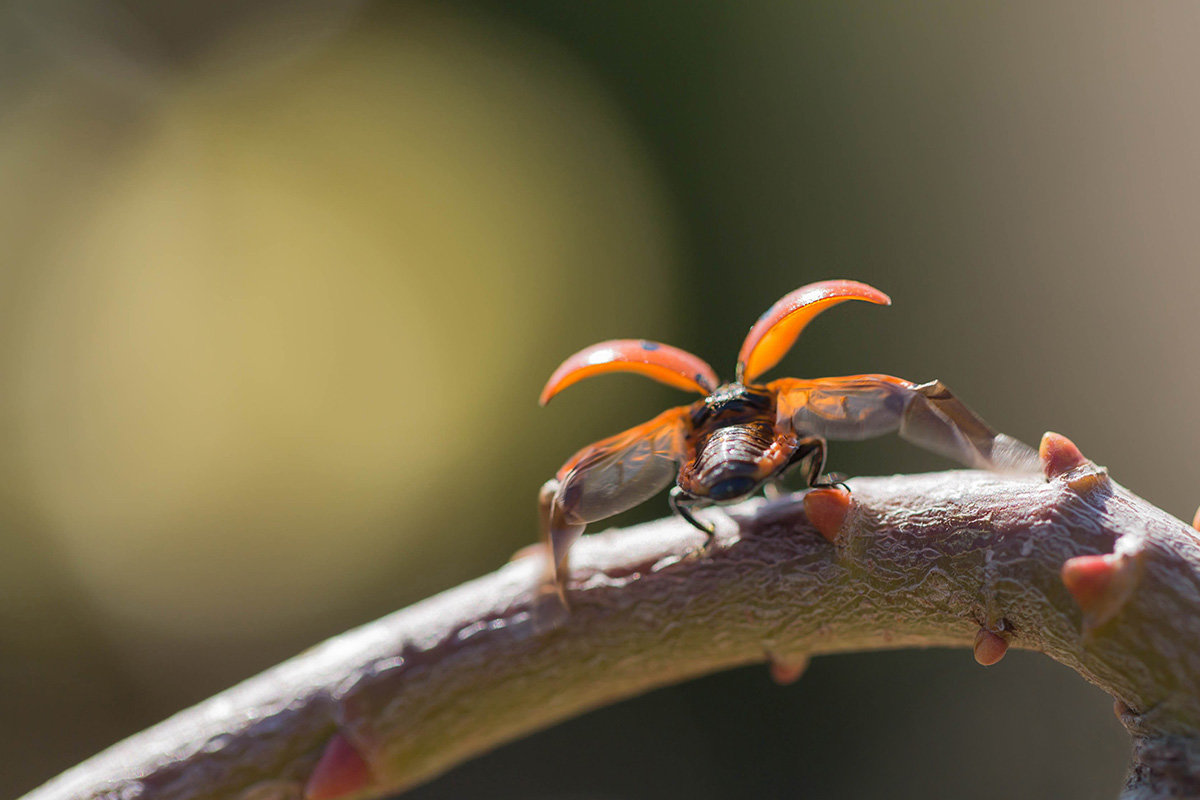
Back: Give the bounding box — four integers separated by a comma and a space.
780, 436, 847, 491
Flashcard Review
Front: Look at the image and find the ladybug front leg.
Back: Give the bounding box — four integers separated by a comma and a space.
764, 436, 829, 499
792, 436, 828, 487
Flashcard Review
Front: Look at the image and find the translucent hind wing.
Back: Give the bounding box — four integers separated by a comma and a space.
540, 406, 691, 595
772, 376, 1038, 472
554, 405, 691, 522
900, 380, 1040, 472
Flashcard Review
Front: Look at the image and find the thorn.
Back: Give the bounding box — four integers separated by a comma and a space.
305, 732, 372, 800
1061, 555, 1113, 610
1192, 505, 1200, 533
1039, 432, 1088, 479
767, 652, 810, 685
803, 486, 852, 543
1061, 551, 1144, 633
1039, 432, 1109, 494
973, 628, 1009, 666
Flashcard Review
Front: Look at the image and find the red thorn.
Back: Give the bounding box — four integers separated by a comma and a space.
767, 653, 809, 685
1061, 554, 1118, 612
1039, 432, 1088, 479
804, 487, 852, 543
1061, 552, 1142, 632
1192, 506, 1200, 533
305, 733, 372, 800
973, 629, 1009, 666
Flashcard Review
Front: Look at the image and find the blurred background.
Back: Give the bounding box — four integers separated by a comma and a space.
2, 1, 1198, 797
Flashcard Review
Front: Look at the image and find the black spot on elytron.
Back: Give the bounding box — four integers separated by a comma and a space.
640, 340, 660, 351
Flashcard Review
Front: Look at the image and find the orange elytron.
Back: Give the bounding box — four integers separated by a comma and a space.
538, 280, 1037, 599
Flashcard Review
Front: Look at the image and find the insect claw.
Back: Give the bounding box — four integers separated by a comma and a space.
812, 473, 851, 493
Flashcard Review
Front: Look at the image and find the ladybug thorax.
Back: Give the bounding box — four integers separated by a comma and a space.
680, 383, 793, 503
690, 382, 775, 428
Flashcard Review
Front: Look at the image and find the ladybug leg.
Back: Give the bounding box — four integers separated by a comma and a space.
538, 479, 585, 608
768, 437, 844, 497
794, 438, 850, 492
669, 486, 715, 542
765, 437, 823, 499
782, 437, 826, 487
813, 473, 851, 492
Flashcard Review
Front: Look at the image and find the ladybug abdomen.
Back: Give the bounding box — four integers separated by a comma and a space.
685, 420, 779, 501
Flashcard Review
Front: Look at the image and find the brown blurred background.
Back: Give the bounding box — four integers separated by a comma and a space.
4, 1, 1198, 797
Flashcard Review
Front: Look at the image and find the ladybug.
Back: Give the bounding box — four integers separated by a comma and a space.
537, 280, 1036, 600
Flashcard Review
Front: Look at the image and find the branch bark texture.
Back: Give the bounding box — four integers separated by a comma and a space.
22, 439, 1200, 800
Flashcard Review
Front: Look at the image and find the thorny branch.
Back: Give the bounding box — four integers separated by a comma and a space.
20, 434, 1200, 800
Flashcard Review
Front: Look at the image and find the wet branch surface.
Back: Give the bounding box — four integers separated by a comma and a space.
21, 436, 1200, 800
